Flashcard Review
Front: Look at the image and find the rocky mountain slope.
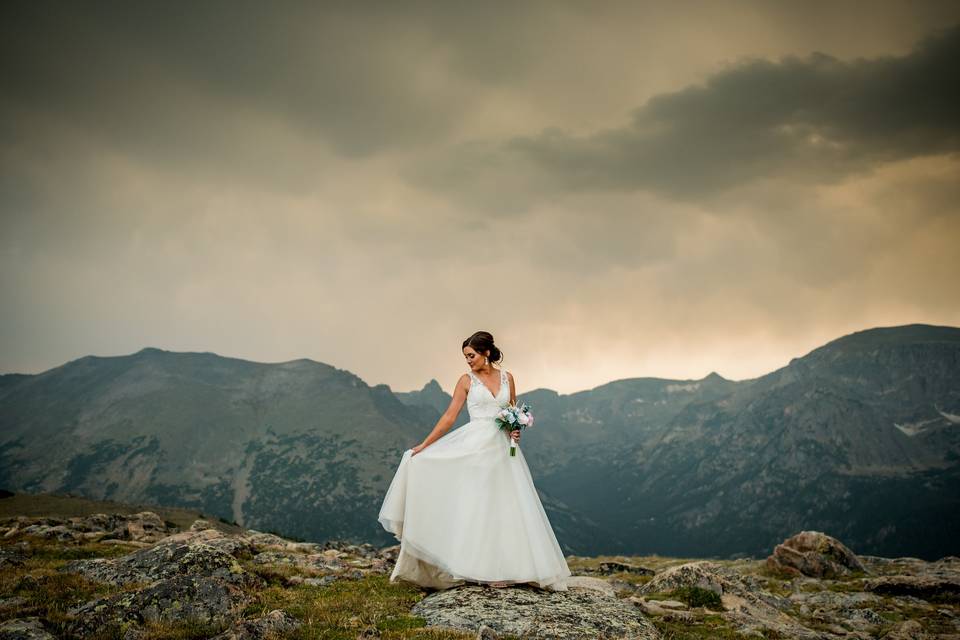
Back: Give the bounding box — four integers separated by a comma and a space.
0, 323, 958, 560
0, 492, 957, 639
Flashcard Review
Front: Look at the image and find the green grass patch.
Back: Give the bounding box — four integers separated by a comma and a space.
651, 612, 773, 639
239, 573, 456, 639
668, 585, 723, 609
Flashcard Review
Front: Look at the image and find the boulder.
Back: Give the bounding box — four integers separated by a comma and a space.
0, 617, 56, 640
862, 575, 960, 601
411, 583, 660, 639
765, 530, 867, 578
60, 529, 253, 586
123, 512, 168, 542
636, 561, 823, 639
208, 609, 302, 639
4, 512, 177, 544
59, 526, 262, 637
190, 518, 216, 531
65, 574, 251, 637
882, 619, 928, 640
596, 561, 654, 576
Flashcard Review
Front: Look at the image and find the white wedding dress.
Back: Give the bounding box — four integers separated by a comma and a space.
378, 368, 571, 591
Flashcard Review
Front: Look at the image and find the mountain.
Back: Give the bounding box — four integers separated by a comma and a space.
0, 324, 958, 559
525, 323, 960, 560
0, 347, 600, 552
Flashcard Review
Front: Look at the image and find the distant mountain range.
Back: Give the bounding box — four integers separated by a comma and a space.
1, 323, 958, 560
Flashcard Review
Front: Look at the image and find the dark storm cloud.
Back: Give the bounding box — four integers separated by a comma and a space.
0, 0, 528, 164
1, 1, 959, 391
423, 22, 960, 203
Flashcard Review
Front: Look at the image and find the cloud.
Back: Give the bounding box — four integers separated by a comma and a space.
412, 22, 960, 205
1, 1, 959, 393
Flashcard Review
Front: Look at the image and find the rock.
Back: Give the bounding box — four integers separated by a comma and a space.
20, 524, 78, 542
190, 518, 216, 531
379, 544, 400, 563
252, 550, 343, 572
60, 529, 253, 586
208, 609, 302, 639
563, 576, 617, 597
411, 583, 660, 638
58, 524, 263, 637
628, 598, 696, 623
66, 574, 251, 637
0, 597, 28, 614
99, 539, 152, 548
0, 546, 26, 569
651, 599, 686, 609
863, 575, 960, 601
0, 617, 56, 640
636, 561, 823, 639
596, 561, 654, 576
766, 530, 868, 578
475, 624, 499, 639
883, 619, 928, 640
285, 574, 342, 587
123, 512, 168, 542
357, 624, 381, 638
3, 512, 177, 544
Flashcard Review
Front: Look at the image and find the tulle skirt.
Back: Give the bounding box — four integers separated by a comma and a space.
378, 416, 571, 591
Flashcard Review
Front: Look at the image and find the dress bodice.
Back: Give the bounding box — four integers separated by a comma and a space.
466, 368, 508, 420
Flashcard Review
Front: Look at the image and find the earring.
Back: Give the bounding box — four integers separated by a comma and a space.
485, 357, 489, 365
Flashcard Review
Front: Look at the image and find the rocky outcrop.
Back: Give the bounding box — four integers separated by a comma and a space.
66, 574, 253, 636
0, 512, 175, 545
4, 513, 958, 639
0, 616, 56, 640
863, 575, 960, 600
60, 528, 263, 637
633, 560, 828, 639
410, 582, 661, 639
765, 530, 869, 578
61, 528, 254, 585
32, 518, 395, 638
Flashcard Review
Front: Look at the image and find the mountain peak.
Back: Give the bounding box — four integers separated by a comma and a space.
421, 379, 443, 392
800, 323, 960, 361
136, 347, 167, 355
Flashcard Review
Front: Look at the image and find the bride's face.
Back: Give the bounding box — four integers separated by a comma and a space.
463, 347, 489, 371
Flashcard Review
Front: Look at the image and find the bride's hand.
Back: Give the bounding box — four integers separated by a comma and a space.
510, 429, 520, 443
410, 442, 427, 455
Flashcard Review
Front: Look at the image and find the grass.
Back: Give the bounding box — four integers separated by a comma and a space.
651, 612, 781, 639
240, 573, 482, 639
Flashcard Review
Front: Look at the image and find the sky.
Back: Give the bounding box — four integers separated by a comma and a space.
2, 0, 959, 395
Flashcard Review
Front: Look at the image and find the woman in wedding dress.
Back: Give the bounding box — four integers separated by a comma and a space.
378, 331, 572, 591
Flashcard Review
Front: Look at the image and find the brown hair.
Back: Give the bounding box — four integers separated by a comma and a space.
462, 331, 503, 366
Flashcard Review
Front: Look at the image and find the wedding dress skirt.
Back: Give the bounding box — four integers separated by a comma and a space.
378, 368, 571, 591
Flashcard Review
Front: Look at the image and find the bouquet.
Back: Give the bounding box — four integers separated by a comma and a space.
495, 402, 534, 456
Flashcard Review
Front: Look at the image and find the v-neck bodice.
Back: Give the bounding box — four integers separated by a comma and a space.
466, 368, 508, 420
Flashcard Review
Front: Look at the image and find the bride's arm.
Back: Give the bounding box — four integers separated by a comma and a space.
413, 374, 470, 452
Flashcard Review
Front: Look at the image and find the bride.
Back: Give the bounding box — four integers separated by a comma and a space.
378, 331, 572, 591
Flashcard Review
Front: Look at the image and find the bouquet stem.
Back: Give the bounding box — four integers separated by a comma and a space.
509, 441, 517, 456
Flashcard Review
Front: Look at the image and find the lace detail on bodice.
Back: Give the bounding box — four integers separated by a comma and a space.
466, 368, 508, 420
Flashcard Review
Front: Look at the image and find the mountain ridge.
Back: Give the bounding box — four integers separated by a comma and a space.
1, 323, 957, 560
